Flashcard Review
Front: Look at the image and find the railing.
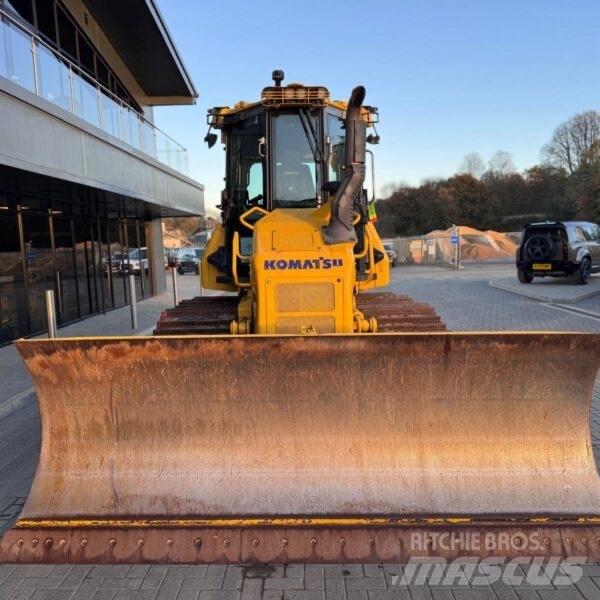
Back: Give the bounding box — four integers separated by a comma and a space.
0, 7, 189, 175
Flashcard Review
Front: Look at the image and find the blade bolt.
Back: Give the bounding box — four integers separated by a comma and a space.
31, 539, 39, 547
252, 538, 259, 546
137, 540, 145, 547
59, 539, 67, 547
194, 538, 202, 548
281, 538, 288, 546
109, 538, 117, 547
567, 537, 573, 545
80, 539, 88, 548
310, 538, 317, 546
44, 538, 53, 548
543, 537, 551, 546
582, 537, 589, 545
167, 539, 174, 546
368, 538, 375, 546
338, 538, 346, 546
224, 538, 231, 547
16, 539, 24, 547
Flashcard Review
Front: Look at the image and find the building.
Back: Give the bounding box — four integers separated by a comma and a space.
0, 0, 204, 344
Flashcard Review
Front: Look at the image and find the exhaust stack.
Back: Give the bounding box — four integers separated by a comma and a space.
323, 86, 366, 245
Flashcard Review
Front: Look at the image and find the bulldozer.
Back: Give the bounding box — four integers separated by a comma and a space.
2, 72, 600, 564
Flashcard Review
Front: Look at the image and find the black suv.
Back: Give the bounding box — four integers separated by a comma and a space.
516, 221, 600, 284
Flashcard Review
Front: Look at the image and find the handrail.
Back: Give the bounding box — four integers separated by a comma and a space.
0, 6, 188, 172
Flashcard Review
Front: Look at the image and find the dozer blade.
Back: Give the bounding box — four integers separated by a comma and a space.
2, 332, 600, 563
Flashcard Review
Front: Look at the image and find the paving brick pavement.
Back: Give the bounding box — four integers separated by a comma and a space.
1, 264, 600, 599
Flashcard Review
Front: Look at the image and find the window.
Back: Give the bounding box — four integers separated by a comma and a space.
4, 0, 34, 25
327, 113, 346, 182
272, 113, 317, 207
247, 162, 263, 201
95, 56, 110, 88
77, 32, 94, 75
570, 226, 587, 243
56, 5, 76, 58
34, 0, 56, 43
129, 248, 148, 260
0, 207, 28, 344
587, 225, 600, 242
228, 123, 265, 209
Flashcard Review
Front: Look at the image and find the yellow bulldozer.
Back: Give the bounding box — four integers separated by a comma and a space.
2, 72, 600, 564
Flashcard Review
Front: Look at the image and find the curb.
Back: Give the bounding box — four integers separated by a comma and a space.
489, 278, 600, 304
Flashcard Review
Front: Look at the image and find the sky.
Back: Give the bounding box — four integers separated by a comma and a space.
153, 0, 600, 214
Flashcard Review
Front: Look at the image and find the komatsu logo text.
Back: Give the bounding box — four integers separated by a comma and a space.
264, 258, 344, 270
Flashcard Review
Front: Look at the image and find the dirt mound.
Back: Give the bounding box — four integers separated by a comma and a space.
425, 226, 517, 261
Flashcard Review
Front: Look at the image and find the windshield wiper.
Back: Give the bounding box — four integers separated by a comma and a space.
298, 110, 323, 163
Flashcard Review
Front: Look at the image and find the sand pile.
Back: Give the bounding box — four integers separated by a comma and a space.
425, 226, 517, 261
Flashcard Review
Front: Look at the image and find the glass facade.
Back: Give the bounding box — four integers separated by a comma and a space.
0, 2, 190, 174
0, 195, 154, 346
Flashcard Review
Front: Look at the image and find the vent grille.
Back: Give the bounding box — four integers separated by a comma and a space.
276, 283, 335, 313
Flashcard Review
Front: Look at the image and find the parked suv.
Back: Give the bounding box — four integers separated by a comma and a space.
176, 247, 203, 275
516, 221, 600, 284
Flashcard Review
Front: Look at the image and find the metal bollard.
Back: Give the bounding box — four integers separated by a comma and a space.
172, 267, 179, 307
45, 289, 57, 338
128, 274, 138, 330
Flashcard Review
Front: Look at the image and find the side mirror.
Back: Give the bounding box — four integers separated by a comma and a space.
204, 133, 218, 148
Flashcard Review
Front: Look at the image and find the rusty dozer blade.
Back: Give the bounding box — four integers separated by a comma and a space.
2, 332, 600, 563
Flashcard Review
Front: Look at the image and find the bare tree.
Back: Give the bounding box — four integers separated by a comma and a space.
542, 111, 600, 174
488, 150, 516, 176
459, 153, 486, 178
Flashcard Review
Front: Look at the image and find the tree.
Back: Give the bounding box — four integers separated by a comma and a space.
375, 182, 445, 237
459, 153, 486, 178
567, 165, 600, 223
542, 111, 600, 174
487, 151, 516, 176
438, 174, 500, 230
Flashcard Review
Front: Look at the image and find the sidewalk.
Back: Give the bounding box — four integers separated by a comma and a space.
0, 274, 204, 420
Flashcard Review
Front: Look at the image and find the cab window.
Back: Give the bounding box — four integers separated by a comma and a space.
272, 113, 318, 208
327, 113, 345, 182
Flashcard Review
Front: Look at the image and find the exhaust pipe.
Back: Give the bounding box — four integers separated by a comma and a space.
323, 86, 366, 245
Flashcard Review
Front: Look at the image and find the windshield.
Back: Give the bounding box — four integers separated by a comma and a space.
272, 113, 318, 208
179, 248, 200, 260
128, 248, 147, 260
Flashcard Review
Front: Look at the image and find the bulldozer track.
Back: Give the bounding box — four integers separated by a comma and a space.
154, 292, 445, 335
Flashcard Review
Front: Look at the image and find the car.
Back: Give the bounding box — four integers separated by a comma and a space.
123, 247, 149, 275
383, 243, 398, 267
176, 247, 203, 275
516, 221, 600, 285
103, 252, 124, 276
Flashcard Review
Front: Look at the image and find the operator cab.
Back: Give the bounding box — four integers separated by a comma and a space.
204, 70, 379, 284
